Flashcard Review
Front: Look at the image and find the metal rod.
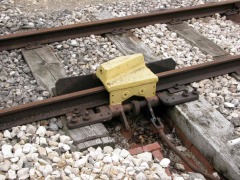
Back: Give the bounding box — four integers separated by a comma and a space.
158, 128, 217, 180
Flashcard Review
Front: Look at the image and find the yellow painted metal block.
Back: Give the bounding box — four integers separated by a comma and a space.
96, 54, 158, 105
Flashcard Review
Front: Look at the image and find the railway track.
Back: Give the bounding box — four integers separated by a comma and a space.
0, 0, 239, 51
0, 0, 240, 180
0, 55, 239, 130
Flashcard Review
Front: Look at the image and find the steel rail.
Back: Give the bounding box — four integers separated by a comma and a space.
0, 55, 239, 130
0, 0, 239, 51
156, 55, 240, 91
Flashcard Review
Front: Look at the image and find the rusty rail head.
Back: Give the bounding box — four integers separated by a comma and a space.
0, 86, 108, 130
156, 55, 240, 91
0, 0, 239, 51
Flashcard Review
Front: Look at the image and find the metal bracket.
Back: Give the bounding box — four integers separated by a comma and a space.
225, 2, 240, 15
168, 84, 186, 93
231, 69, 240, 81
232, 73, 240, 81
67, 106, 112, 129
224, 3, 240, 24
169, 19, 183, 25
143, 98, 163, 129
109, 104, 130, 131
111, 28, 126, 35
225, 10, 238, 15
234, 2, 240, 10
25, 41, 42, 50
131, 100, 141, 116
157, 89, 199, 106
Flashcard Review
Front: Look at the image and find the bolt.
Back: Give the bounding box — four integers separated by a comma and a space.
70, 118, 78, 123
182, 90, 189, 97
73, 108, 80, 114
83, 111, 91, 121
174, 83, 180, 89
192, 88, 198, 95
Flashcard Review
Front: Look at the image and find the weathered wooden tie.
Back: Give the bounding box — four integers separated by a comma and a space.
93, 11, 160, 62
22, 45, 115, 151
22, 45, 66, 95
166, 96, 240, 180
67, 123, 115, 151
167, 22, 228, 57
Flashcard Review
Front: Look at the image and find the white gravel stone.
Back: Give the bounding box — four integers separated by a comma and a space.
112, 154, 120, 164
22, 143, 35, 154
70, 40, 79, 46
103, 146, 113, 154
136, 172, 147, 180
120, 149, 130, 158
10, 156, 19, 163
136, 152, 153, 162
72, 152, 82, 161
176, 146, 187, 152
37, 147, 47, 156
3, 130, 12, 139
160, 158, 171, 168
181, 173, 190, 179
17, 168, 30, 180
175, 163, 185, 171
74, 156, 89, 168
112, 148, 121, 155
7, 169, 17, 180
148, 173, 160, 180
140, 161, 150, 170
173, 176, 184, 180
58, 143, 71, 152
0, 160, 12, 172
11, 127, 20, 137
224, 102, 235, 108
29, 169, 35, 179
13, 144, 22, 156
60, 135, 72, 144
100, 174, 109, 180
10, 164, 20, 171
133, 157, 142, 166
2, 144, 14, 158
103, 155, 112, 163
213, 172, 220, 179
39, 137, 47, 146
38, 158, 48, 165
36, 126, 46, 137
81, 174, 94, 180
26, 125, 37, 134
49, 122, 59, 131
237, 84, 240, 92
0, 175, 6, 180
26, 153, 38, 162
157, 170, 171, 180
39, 164, 53, 177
